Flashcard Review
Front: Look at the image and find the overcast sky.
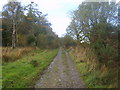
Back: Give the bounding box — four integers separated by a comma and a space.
0, 0, 84, 37
0, 0, 119, 37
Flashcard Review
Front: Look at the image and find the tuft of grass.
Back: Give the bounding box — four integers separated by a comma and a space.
30, 60, 39, 67
2, 49, 58, 88
2, 47, 33, 62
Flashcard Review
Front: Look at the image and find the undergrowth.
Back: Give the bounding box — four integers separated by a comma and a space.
2, 47, 34, 62
68, 46, 118, 88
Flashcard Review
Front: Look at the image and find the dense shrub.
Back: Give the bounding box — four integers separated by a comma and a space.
27, 35, 36, 45
90, 23, 118, 66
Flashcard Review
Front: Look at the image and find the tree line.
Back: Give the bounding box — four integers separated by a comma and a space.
64, 1, 119, 66
1, 1, 59, 49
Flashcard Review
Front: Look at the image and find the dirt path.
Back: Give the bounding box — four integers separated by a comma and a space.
34, 48, 84, 88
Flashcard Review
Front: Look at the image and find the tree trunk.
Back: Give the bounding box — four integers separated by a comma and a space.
12, 22, 16, 49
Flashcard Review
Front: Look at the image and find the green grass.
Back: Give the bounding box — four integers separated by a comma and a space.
2, 49, 58, 88
69, 53, 105, 88
69, 52, 118, 88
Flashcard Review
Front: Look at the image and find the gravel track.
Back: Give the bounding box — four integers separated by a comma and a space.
34, 48, 84, 88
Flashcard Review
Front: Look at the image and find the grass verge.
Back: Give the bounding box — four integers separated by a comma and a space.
2, 49, 58, 88
68, 46, 118, 88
